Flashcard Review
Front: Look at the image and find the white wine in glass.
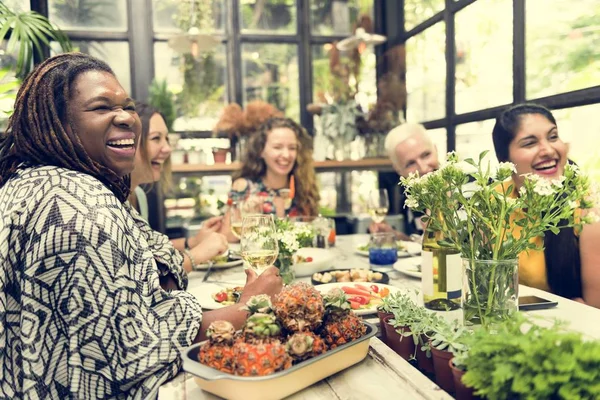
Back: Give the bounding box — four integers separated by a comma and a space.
368, 189, 389, 224
240, 214, 279, 274
230, 199, 262, 239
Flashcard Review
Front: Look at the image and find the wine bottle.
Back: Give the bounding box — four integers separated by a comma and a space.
421, 220, 462, 311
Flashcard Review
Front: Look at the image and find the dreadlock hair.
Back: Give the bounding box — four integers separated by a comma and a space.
234, 117, 320, 216
492, 103, 582, 299
0, 52, 131, 202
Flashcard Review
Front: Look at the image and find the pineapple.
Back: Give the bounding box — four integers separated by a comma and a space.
242, 294, 274, 316
272, 282, 325, 332
319, 288, 366, 349
198, 321, 236, 374
286, 332, 327, 363
234, 313, 292, 376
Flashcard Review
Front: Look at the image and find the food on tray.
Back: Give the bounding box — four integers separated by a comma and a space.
312, 269, 384, 284
211, 253, 231, 264
340, 283, 391, 310
293, 254, 314, 264
198, 283, 367, 376
212, 286, 243, 305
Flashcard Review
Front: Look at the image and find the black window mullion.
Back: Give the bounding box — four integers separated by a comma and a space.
229, 0, 243, 105
513, 0, 526, 103
30, 0, 50, 63
445, 0, 456, 152
298, 0, 312, 132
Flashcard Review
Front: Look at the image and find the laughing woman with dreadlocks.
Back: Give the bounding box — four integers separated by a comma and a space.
0, 53, 282, 399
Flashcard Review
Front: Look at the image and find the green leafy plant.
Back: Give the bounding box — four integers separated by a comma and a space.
460, 314, 600, 400
430, 319, 471, 355
0, 67, 20, 118
271, 218, 314, 284
402, 151, 597, 327
148, 78, 177, 132
0, 3, 72, 79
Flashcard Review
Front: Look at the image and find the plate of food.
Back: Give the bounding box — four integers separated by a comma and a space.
193, 254, 244, 271
291, 247, 336, 277
393, 257, 422, 279
314, 282, 401, 316
311, 268, 389, 285
187, 283, 244, 310
355, 240, 421, 258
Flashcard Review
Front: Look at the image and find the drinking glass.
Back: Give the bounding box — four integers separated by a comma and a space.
368, 232, 398, 271
368, 189, 389, 224
240, 214, 279, 274
230, 197, 262, 239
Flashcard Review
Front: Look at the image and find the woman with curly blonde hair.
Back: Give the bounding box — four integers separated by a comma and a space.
223, 117, 320, 240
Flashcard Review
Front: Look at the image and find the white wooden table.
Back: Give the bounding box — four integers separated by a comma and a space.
159, 234, 600, 399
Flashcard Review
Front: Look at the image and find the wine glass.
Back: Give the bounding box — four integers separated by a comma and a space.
368, 188, 389, 224
240, 214, 279, 274
230, 198, 262, 239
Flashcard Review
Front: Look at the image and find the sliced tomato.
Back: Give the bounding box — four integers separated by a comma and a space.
349, 300, 361, 309
305, 257, 313, 262
348, 295, 369, 305
369, 284, 380, 293
342, 286, 375, 297
214, 291, 228, 303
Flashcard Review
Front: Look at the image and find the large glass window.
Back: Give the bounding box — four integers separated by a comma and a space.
404, 0, 445, 32
310, 0, 372, 36
154, 42, 228, 131
152, 0, 226, 33
48, 0, 128, 31
428, 127, 447, 159
406, 21, 445, 123
241, 43, 299, 120
239, 0, 296, 34
526, 0, 600, 99
3, 0, 29, 11
455, 119, 497, 168
454, 0, 512, 114
51, 41, 131, 94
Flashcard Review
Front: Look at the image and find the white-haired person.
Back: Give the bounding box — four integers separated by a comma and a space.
370, 123, 440, 239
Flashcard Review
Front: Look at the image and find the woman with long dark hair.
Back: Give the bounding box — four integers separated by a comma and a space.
492, 103, 600, 307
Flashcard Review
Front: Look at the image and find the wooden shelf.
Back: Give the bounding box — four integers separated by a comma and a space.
171, 158, 393, 176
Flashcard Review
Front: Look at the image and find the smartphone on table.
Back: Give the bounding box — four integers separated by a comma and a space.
518, 295, 558, 311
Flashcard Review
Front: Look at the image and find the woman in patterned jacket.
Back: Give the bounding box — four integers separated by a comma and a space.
0, 52, 282, 399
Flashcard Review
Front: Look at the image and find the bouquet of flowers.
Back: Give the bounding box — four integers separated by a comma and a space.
401, 151, 597, 326
273, 218, 315, 284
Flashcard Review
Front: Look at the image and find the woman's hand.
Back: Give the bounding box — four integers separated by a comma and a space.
239, 267, 284, 302
189, 216, 223, 248
189, 232, 228, 264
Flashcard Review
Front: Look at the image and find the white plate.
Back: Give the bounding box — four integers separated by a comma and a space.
314, 282, 402, 316
187, 283, 244, 310
393, 257, 422, 279
355, 240, 421, 258
193, 258, 244, 271
292, 247, 336, 277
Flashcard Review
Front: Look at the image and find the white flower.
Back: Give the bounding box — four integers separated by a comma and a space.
550, 178, 564, 189
498, 161, 516, 174
405, 196, 419, 209
506, 197, 517, 206
584, 211, 600, 224
532, 178, 555, 196
568, 200, 578, 209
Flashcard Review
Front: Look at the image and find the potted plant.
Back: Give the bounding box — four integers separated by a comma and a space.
401, 151, 596, 328
271, 218, 314, 284
381, 291, 424, 361
429, 319, 471, 394
457, 314, 600, 400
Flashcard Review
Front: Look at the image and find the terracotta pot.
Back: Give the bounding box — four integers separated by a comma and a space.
382, 315, 415, 361
415, 334, 435, 377
431, 345, 455, 394
377, 310, 393, 342
449, 359, 480, 400
212, 148, 229, 163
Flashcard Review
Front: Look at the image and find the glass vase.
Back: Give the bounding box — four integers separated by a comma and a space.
462, 258, 518, 328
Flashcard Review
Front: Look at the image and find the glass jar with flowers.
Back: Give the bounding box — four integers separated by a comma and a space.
401, 151, 597, 328
272, 218, 315, 284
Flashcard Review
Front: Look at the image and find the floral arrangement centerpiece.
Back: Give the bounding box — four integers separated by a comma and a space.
273, 218, 315, 284
401, 151, 597, 327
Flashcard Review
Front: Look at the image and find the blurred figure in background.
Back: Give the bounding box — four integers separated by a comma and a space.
130, 101, 227, 270
370, 123, 440, 240
222, 117, 320, 242
493, 103, 600, 308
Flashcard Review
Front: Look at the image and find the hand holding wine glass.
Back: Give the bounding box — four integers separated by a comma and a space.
240, 214, 279, 275
368, 188, 389, 224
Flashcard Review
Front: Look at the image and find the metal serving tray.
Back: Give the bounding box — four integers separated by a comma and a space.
182, 321, 377, 400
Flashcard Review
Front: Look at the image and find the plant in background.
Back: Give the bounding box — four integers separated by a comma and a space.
0, 3, 72, 79
401, 151, 597, 327
0, 67, 20, 121
148, 78, 177, 132
459, 314, 600, 400
272, 218, 314, 284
